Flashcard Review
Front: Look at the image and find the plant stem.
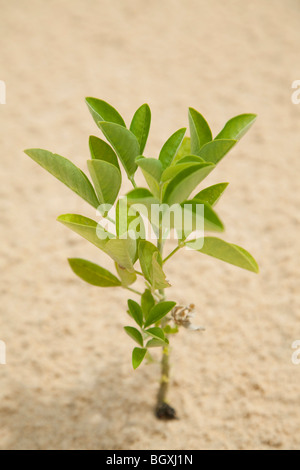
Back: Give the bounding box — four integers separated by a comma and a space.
134, 270, 144, 277
129, 176, 137, 188
104, 214, 115, 224
163, 245, 181, 264
125, 286, 142, 296
157, 346, 169, 401
155, 214, 177, 419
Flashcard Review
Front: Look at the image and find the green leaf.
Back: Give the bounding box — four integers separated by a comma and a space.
161, 158, 206, 183
57, 214, 135, 271
146, 338, 168, 348
126, 188, 159, 221
136, 157, 163, 182
132, 347, 147, 369
24, 149, 99, 209
138, 242, 170, 289
85, 97, 125, 127
68, 258, 121, 287
173, 136, 191, 163
151, 252, 171, 290
144, 327, 167, 342
138, 241, 158, 283
194, 183, 229, 206
124, 326, 143, 347
198, 139, 237, 164
175, 155, 205, 164
159, 128, 186, 170
144, 301, 176, 328
87, 159, 121, 205
128, 299, 143, 327
115, 263, 137, 286
141, 289, 155, 320
130, 104, 151, 154
116, 197, 146, 245
163, 162, 215, 205
188, 108, 212, 154
126, 188, 159, 206
215, 114, 257, 140
105, 238, 136, 272
180, 199, 224, 236
57, 214, 111, 250
89, 135, 120, 169
135, 156, 163, 197
98, 122, 139, 177
185, 237, 259, 273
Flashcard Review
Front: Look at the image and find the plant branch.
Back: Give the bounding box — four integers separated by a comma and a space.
163, 244, 181, 264
124, 286, 142, 296
134, 270, 144, 277
104, 214, 115, 224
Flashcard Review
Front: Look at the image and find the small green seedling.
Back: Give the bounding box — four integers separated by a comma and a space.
25, 98, 259, 419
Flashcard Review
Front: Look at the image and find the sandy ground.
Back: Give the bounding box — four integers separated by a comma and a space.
0, 0, 300, 450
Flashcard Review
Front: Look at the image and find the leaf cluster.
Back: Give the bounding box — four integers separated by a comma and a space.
25, 98, 259, 368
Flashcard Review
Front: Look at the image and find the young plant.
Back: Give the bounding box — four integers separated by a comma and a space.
25, 98, 259, 419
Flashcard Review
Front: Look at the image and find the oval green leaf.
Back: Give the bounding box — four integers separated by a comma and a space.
198, 139, 237, 164
175, 155, 205, 164
89, 135, 119, 169
128, 299, 143, 327
215, 114, 257, 141
144, 301, 176, 328
141, 289, 155, 320
85, 97, 125, 127
181, 199, 224, 236
136, 156, 163, 197
138, 241, 170, 289
57, 214, 112, 250
159, 128, 186, 170
126, 187, 159, 206
115, 263, 137, 286
68, 258, 121, 287
130, 104, 151, 154
57, 214, 134, 271
138, 240, 158, 283
98, 122, 139, 177
105, 237, 136, 272
132, 347, 147, 369
151, 252, 171, 290
146, 338, 169, 348
124, 326, 143, 347
173, 136, 191, 163
194, 183, 229, 206
24, 149, 99, 209
144, 327, 166, 341
185, 237, 259, 273
161, 158, 206, 183
188, 108, 212, 154
162, 162, 215, 205
87, 159, 121, 205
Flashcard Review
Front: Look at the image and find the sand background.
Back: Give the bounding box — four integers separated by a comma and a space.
0, 0, 300, 450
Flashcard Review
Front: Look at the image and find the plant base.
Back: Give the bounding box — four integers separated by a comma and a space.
155, 402, 177, 420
